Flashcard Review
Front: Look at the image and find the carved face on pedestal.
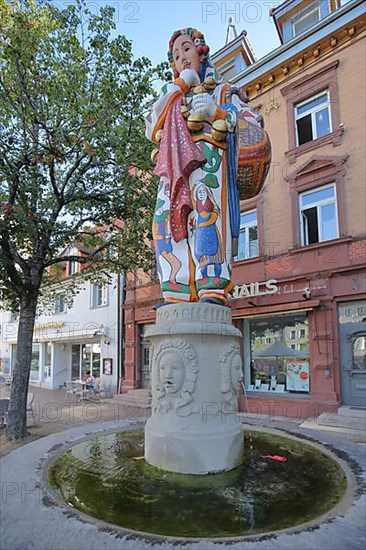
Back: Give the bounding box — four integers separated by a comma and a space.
230, 353, 243, 394
159, 351, 185, 395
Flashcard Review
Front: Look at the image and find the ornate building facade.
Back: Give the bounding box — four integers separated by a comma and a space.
123, 0, 365, 417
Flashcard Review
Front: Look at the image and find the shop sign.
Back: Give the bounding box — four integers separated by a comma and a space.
232, 279, 278, 299
34, 321, 64, 331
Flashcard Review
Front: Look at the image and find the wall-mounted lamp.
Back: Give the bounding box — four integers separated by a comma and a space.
302, 288, 312, 300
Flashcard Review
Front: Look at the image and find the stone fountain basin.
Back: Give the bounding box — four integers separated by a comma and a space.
1, 419, 364, 550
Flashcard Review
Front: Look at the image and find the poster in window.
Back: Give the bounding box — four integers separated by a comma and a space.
103, 358, 113, 376
286, 360, 309, 392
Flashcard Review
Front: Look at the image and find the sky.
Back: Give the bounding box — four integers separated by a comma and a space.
78, 0, 283, 66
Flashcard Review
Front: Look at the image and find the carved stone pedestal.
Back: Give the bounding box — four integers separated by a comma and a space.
144, 302, 244, 474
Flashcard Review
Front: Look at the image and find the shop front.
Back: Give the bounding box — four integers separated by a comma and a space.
123, 238, 365, 417
231, 277, 324, 419
8, 322, 117, 391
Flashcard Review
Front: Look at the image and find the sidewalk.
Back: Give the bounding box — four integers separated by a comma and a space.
1, 412, 365, 550
0, 386, 150, 458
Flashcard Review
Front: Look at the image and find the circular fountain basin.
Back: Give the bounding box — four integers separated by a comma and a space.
48, 429, 347, 539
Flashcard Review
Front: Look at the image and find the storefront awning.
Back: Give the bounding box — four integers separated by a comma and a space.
233, 300, 320, 319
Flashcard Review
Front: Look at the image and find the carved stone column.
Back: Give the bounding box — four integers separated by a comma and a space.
144, 302, 244, 474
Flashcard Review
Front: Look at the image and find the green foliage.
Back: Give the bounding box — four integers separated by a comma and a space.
0, 0, 165, 310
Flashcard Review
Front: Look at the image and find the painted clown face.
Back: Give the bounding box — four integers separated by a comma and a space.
172, 34, 201, 75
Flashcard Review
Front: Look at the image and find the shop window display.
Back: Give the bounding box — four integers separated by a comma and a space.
243, 312, 309, 393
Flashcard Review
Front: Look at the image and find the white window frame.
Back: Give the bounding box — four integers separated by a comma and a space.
236, 209, 259, 261
299, 183, 339, 246
295, 91, 332, 146
69, 260, 78, 276
91, 283, 108, 308
54, 295, 66, 314
292, 4, 321, 37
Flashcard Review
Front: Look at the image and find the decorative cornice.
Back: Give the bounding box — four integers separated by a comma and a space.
280, 60, 339, 96
285, 128, 345, 164
285, 154, 349, 183
228, 0, 365, 100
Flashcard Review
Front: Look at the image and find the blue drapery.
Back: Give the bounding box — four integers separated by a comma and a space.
221, 104, 240, 239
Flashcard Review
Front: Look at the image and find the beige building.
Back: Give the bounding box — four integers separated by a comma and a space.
124, 0, 365, 416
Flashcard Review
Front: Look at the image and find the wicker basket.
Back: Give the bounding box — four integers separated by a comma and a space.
237, 118, 271, 201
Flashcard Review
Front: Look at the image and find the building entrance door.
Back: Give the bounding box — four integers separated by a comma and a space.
139, 324, 152, 390
339, 323, 366, 407
140, 342, 151, 390
71, 345, 81, 380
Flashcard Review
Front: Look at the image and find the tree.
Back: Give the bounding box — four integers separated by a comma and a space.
0, 0, 166, 439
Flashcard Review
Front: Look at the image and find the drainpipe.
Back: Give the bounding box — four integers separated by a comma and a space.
117, 271, 126, 394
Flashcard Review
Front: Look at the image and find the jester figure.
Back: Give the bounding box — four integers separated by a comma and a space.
146, 27, 262, 306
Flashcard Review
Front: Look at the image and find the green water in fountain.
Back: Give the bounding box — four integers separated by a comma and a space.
48, 430, 347, 538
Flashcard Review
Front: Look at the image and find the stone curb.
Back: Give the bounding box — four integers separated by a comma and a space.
0, 419, 365, 550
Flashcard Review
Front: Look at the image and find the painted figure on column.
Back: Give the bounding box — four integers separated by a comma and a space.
152, 182, 182, 286
146, 27, 271, 306
192, 183, 223, 285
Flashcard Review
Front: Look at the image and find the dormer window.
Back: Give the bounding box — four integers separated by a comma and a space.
292, 4, 321, 37
68, 260, 78, 276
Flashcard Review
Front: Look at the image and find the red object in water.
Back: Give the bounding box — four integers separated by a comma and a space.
261, 455, 287, 462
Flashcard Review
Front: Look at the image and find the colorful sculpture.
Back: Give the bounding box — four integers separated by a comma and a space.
146, 28, 271, 306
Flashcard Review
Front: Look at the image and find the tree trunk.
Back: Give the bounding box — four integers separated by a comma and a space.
5, 292, 39, 440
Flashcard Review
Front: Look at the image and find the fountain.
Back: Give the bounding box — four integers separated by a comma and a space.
48, 427, 348, 538
47, 25, 349, 541
144, 302, 244, 474
1, 22, 363, 550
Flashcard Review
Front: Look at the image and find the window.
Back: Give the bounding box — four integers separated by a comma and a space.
300, 184, 339, 245
30, 344, 40, 381
236, 210, 258, 260
69, 260, 78, 276
54, 295, 66, 314
10, 311, 18, 322
91, 284, 107, 308
292, 5, 320, 37
290, 330, 297, 340
353, 336, 366, 371
339, 301, 366, 324
300, 329, 306, 338
45, 343, 52, 367
295, 92, 331, 146
281, 61, 342, 163
243, 312, 309, 393
82, 343, 101, 378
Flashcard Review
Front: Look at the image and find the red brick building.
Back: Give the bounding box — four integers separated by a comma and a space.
122, 0, 366, 418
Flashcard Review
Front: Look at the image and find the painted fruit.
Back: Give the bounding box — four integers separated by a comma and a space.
181, 105, 190, 119
193, 85, 205, 95
211, 119, 228, 141
151, 148, 159, 163
155, 130, 163, 143
187, 113, 204, 132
